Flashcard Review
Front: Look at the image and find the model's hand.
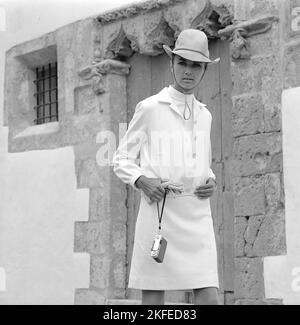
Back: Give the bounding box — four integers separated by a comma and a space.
135, 176, 166, 203
193, 178, 217, 199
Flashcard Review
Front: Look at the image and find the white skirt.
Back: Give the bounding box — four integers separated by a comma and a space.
128, 193, 219, 290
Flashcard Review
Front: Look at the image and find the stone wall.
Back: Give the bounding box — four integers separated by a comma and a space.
229, 0, 286, 305
3, 0, 294, 304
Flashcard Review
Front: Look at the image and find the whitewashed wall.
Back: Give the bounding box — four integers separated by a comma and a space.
0, 0, 143, 304
0, 127, 90, 304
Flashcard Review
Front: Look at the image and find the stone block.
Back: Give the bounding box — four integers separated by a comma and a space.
250, 55, 281, 91
223, 191, 235, 292
106, 299, 140, 305
231, 60, 255, 96
255, 57, 282, 133
234, 217, 247, 257
251, 210, 286, 257
265, 173, 284, 213
60, 113, 104, 147
231, 54, 281, 101
74, 85, 100, 115
234, 211, 286, 258
74, 221, 110, 255
90, 255, 111, 290
110, 175, 128, 223
232, 133, 282, 177
234, 257, 264, 299
75, 159, 109, 189
112, 256, 126, 289
248, 0, 279, 18
250, 23, 280, 57
233, 176, 265, 217
244, 215, 265, 256
285, 41, 300, 89
73, 141, 101, 161
232, 93, 264, 137
89, 187, 110, 221
74, 289, 106, 305
235, 298, 283, 305
112, 223, 127, 256
111, 288, 127, 300
224, 292, 235, 305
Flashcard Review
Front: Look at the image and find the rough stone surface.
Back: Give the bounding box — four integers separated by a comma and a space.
251, 210, 286, 257
265, 173, 284, 213
75, 159, 109, 189
74, 85, 100, 115
284, 41, 300, 89
232, 133, 282, 177
250, 23, 280, 57
74, 289, 106, 305
89, 187, 109, 221
224, 292, 235, 305
247, 0, 279, 18
234, 173, 286, 258
231, 54, 281, 97
112, 256, 127, 289
232, 93, 264, 137
74, 221, 110, 255
90, 255, 111, 290
234, 216, 248, 257
235, 215, 264, 257
233, 176, 265, 217
112, 224, 127, 256
235, 298, 283, 305
97, 0, 187, 24
234, 257, 264, 299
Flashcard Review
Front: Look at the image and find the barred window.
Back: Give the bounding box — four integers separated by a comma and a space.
33, 62, 58, 124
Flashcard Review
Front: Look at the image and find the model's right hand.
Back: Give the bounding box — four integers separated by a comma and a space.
135, 176, 166, 203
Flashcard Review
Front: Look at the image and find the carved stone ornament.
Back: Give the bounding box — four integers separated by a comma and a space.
143, 15, 176, 56
103, 2, 233, 58
78, 59, 131, 95
218, 16, 279, 60
93, 33, 102, 63
191, 1, 233, 39
97, 0, 189, 25
105, 27, 136, 60
230, 28, 251, 60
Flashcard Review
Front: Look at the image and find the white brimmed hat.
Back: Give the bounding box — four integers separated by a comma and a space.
163, 29, 220, 64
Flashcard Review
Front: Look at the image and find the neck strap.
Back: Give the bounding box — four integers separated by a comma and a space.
157, 191, 167, 232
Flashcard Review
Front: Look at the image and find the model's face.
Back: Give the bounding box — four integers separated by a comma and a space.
171, 55, 206, 94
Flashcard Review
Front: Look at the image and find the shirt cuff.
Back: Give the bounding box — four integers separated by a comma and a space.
208, 168, 216, 181
130, 172, 144, 191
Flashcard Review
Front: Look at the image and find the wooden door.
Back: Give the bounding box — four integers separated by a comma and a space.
125, 40, 234, 304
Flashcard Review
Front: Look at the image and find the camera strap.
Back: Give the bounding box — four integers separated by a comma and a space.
157, 191, 167, 233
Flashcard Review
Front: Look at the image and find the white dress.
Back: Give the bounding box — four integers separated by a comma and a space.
112, 85, 219, 290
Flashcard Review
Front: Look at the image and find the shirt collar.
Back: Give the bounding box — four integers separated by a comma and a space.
156, 87, 207, 110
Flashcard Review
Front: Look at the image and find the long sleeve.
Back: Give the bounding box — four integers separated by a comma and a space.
112, 101, 149, 191
208, 141, 216, 181
207, 111, 216, 181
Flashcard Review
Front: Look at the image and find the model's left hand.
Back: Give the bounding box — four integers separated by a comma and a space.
193, 178, 217, 199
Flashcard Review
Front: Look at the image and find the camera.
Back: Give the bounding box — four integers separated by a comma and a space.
150, 234, 167, 263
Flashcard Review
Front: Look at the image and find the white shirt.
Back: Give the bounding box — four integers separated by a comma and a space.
112, 86, 216, 196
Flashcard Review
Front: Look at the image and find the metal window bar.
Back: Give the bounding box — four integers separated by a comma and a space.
33, 62, 58, 124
